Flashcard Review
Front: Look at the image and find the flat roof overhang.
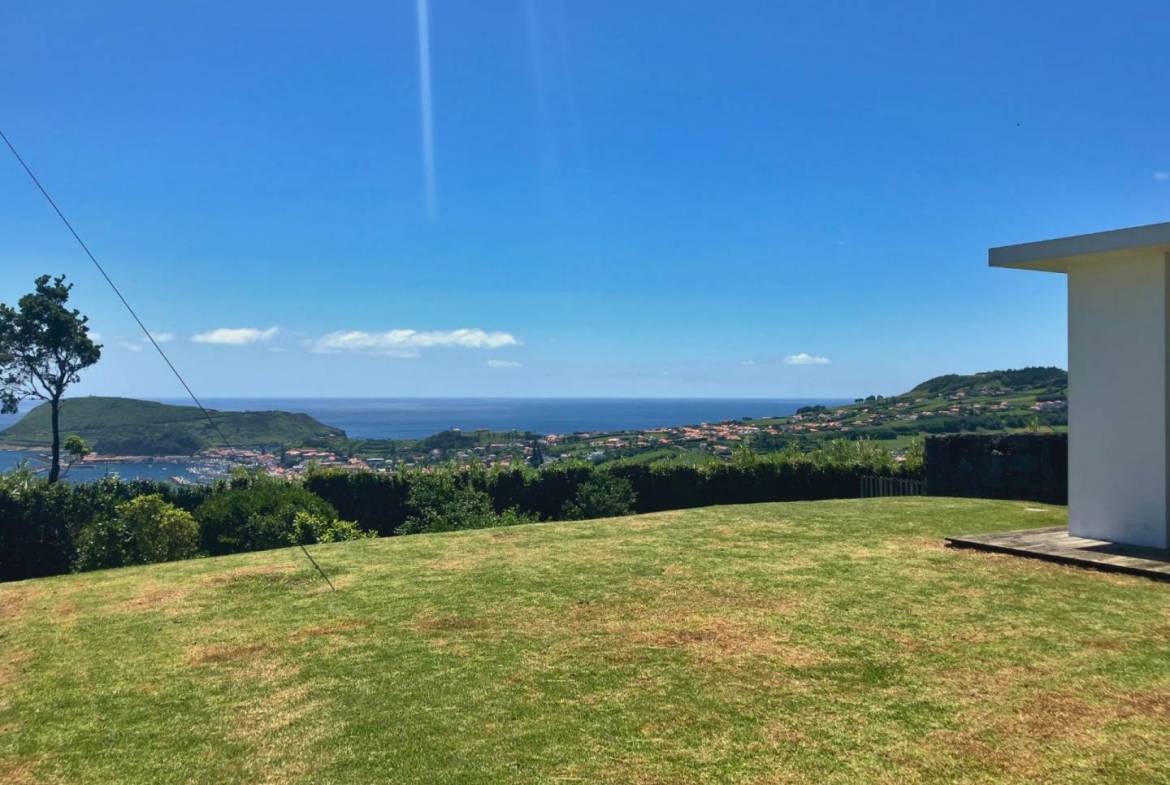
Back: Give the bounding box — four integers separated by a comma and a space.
989, 221, 1170, 272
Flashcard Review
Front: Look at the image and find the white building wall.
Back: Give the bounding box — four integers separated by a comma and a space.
1067, 254, 1169, 548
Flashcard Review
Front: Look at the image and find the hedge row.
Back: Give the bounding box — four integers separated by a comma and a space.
925, 432, 1067, 503
303, 460, 906, 537
2, 457, 914, 582
0, 476, 212, 582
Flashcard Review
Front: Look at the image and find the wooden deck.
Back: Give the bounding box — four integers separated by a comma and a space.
946, 526, 1170, 581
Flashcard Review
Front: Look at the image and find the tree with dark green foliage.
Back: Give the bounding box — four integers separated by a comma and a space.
0, 275, 101, 482
61, 435, 91, 478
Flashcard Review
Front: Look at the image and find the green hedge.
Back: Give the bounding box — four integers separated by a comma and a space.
0, 474, 212, 582
306, 457, 909, 535
302, 470, 411, 537
2, 450, 917, 583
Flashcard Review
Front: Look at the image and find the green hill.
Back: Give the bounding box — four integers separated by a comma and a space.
0, 397, 345, 455
909, 366, 1067, 398
737, 367, 1069, 455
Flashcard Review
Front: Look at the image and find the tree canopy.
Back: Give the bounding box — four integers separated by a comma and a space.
0, 274, 101, 481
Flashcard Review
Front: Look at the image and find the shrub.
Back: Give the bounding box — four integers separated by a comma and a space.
400, 472, 533, 534
75, 494, 200, 571
902, 439, 925, 475
120, 494, 200, 563
289, 510, 374, 544
194, 477, 340, 555
561, 474, 637, 520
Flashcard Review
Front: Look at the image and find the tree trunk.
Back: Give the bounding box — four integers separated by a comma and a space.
48, 396, 61, 484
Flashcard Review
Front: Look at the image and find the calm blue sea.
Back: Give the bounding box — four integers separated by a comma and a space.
0, 398, 846, 482
183, 398, 846, 439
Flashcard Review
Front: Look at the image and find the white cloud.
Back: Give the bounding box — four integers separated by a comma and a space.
739, 359, 757, 367
89, 331, 103, 342
1155, 171, 1170, 182
112, 332, 173, 353
192, 327, 280, 345
487, 359, 523, 368
312, 328, 520, 357
784, 352, 831, 366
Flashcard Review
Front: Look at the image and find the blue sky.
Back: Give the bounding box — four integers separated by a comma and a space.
1, 1, 1168, 398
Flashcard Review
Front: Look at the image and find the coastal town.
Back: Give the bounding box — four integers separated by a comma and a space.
195, 371, 1070, 477
290, 370, 1067, 472
0, 369, 1068, 483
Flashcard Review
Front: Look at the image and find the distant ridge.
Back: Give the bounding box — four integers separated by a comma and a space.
0, 397, 345, 455
909, 367, 1067, 398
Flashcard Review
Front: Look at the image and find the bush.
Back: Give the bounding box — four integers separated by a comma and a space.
561, 474, 636, 520
400, 472, 533, 534
75, 494, 200, 571
289, 510, 374, 544
194, 476, 341, 555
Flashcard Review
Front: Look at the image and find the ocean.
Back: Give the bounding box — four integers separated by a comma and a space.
182, 398, 846, 439
0, 397, 847, 482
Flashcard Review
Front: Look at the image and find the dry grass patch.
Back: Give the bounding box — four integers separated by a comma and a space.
110, 581, 194, 615
188, 642, 270, 666
923, 661, 1170, 780
203, 564, 296, 587
636, 616, 825, 667
290, 620, 369, 641
0, 645, 31, 694
0, 759, 39, 785
221, 652, 335, 784
626, 515, 675, 530
927, 689, 1109, 779
1085, 636, 1131, 652
0, 585, 43, 623
542, 589, 817, 669
1119, 689, 1170, 719
947, 547, 1144, 587
412, 612, 487, 634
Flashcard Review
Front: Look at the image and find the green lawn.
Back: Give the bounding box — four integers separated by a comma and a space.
3, 498, 1169, 784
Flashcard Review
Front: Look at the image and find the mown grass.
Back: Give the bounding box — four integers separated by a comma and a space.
2, 498, 1169, 784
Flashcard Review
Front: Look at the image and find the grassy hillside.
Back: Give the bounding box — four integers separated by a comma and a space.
3, 498, 1169, 784
0, 397, 344, 454
741, 366, 1068, 454
909, 366, 1067, 398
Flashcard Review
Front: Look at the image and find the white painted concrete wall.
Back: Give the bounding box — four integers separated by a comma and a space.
1067, 254, 1169, 549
